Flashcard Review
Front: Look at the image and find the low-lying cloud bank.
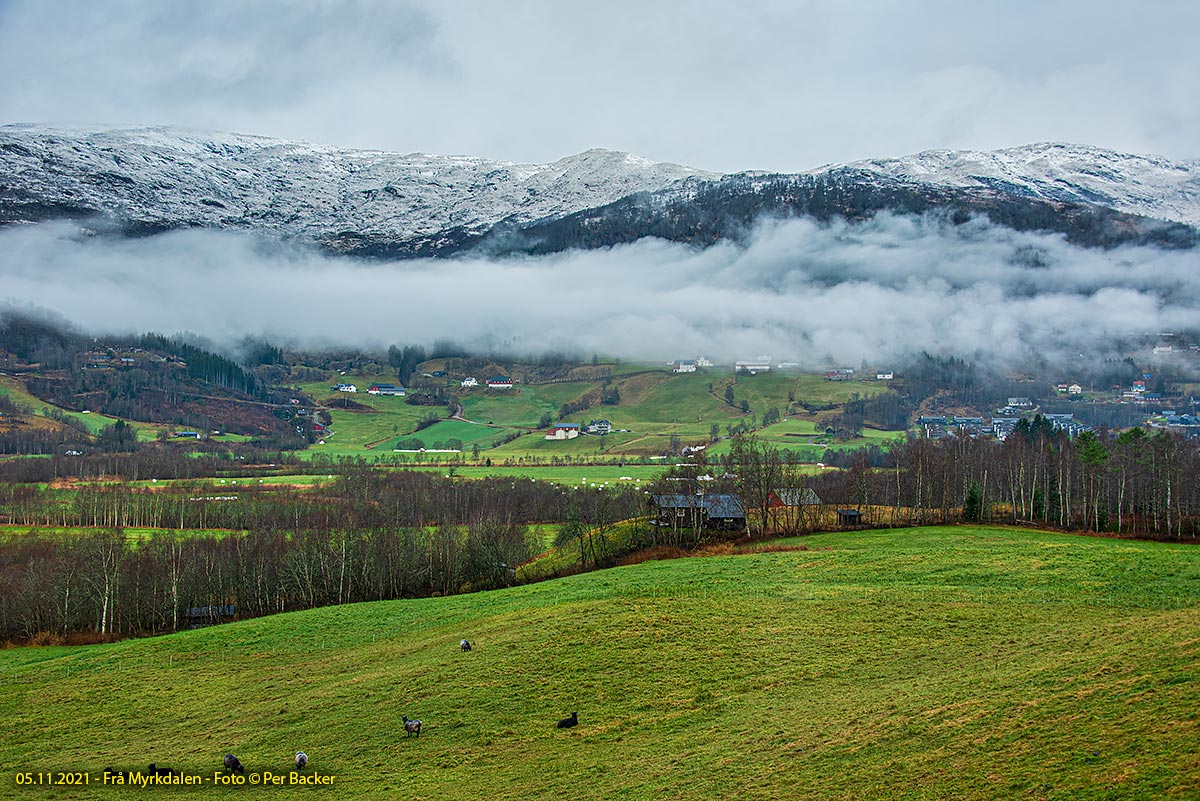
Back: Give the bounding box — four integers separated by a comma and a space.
1, 214, 1196, 367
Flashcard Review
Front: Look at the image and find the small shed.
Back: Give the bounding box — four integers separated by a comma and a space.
185, 604, 236, 629
836, 508, 863, 526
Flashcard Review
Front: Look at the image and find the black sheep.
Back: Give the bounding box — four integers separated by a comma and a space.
460, 639, 472, 652
402, 715, 422, 737
556, 711, 578, 729
223, 754, 245, 774
295, 752, 309, 770
147, 764, 176, 777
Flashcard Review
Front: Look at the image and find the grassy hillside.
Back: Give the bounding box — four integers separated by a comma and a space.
3, 526, 1198, 799
294, 367, 889, 464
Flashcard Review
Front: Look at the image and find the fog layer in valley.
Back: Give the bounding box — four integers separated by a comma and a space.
2, 214, 1196, 366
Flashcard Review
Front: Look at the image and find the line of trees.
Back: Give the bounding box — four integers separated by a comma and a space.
716, 423, 1200, 539
0, 522, 535, 643
1, 470, 644, 533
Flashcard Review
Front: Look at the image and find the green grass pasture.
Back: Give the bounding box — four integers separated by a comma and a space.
2, 525, 1198, 799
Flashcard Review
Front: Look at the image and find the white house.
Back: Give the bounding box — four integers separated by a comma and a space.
672, 359, 698, 373
461, 377, 478, 388
545, 423, 580, 440
584, 419, 612, 435
876, 371, 894, 380
1068, 383, 1083, 395
333, 383, 357, 393
696, 357, 714, 368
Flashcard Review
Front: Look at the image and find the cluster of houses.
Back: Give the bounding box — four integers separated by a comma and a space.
920, 412, 1092, 441
668, 357, 715, 373
1158, 411, 1200, 438
545, 419, 614, 440
82, 348, 182, 370
822, 368, 894, 381
456, 375, 515, 389
330, 382, 407, 395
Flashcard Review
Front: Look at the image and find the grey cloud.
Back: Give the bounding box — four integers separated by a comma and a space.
1, 1, 1197, 171
1, 217, 1195, 367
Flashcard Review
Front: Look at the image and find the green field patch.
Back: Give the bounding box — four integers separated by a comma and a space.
398, 464, 666, 485
0, 525, 245, 543
392, 419, 520, 450
2, 526, 1198, 799
0, 375, 162, 440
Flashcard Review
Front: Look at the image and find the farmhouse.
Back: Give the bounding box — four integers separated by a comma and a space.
584, 419, 612, 435
671, 359, 698, 373
487, 376, 514, 389
876, 371, 894, 380
368, 383, 406, 396
650, 493, 746, 529
1069, 383, 1083, 395
461, 377, 478, 388
1007, 397, 1032, 407
332, 383, 357, 393
545, 423, 580, 440
735, 360, 771, 374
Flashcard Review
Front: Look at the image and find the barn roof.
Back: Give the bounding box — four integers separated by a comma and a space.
771, 487, 822, 506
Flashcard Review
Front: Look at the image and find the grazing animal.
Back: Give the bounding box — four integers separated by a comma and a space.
402, 715, 422, 737
223, 754, 245, 774
557, 711, 579, 729
295, 752, 309, 770
147, 764, 176, 777
460, 639, 472, 652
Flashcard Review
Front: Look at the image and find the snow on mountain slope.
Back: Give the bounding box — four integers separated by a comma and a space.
2, 126, 1198, 256
0, 124, 717, 248
839, 142, 1200, 227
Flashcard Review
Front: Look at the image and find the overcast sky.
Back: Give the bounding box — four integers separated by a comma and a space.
1, 0, 1197, 172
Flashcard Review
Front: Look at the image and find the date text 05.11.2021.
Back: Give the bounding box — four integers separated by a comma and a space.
15, 772, 90, 786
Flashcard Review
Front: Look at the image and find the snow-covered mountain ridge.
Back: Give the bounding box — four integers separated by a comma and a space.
1, 125, 1197, 255
0, 125, 715, 249
839, 142, 1200, 228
